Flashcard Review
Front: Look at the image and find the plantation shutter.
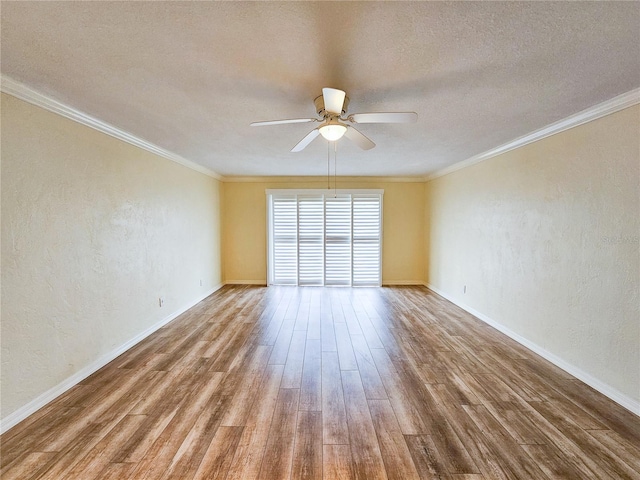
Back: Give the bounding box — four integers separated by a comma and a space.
324, 195, 352, 286
268, 190, 382, 287
271, 195, 298, 285
297, 195, 324, 286
352, 194, 382, 286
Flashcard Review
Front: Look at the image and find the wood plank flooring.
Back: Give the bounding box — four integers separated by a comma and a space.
2, 285, 639, 479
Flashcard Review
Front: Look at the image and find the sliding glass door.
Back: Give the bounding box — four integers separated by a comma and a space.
267, 190, 383, 287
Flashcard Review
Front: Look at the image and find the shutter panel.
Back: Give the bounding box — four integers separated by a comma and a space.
324, 195, 352, 286
271, 195, 298, 285
298, 195, 324, 286
352, 194, 382, 286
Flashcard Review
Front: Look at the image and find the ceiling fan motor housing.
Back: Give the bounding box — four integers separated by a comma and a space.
314, 94, 349, 117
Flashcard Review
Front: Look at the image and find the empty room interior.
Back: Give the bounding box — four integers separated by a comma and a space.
1, 2, 639, 479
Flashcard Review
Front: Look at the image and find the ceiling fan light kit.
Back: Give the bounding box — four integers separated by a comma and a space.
251, 87, 417, 152
319, 122, 347, 141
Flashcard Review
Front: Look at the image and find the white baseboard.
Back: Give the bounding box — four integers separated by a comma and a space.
425, 283, 640, 416
0, 283, 224, 434
226, 280, 423, 287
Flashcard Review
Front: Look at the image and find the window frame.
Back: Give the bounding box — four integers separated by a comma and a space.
266, 189, 384, 287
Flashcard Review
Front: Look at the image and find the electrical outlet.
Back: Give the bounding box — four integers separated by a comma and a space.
159, 296, 164, 307
200, 279, 203, 286
463, 285, 467, 294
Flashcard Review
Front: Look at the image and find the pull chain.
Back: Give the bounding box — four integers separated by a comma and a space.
334, 140, 338, 197
327, 141, 331, 190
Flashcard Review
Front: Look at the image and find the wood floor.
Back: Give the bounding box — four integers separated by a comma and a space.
2, 286, 639, 480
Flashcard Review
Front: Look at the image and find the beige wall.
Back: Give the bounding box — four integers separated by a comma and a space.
425, 105, 640, 406
1, 94, 223, 421
223, 179, 425, 284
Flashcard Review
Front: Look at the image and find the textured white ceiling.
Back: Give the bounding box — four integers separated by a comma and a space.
2, 2, 639, 177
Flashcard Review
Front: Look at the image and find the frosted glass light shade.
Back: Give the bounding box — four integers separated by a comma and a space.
319, 124, 347, 141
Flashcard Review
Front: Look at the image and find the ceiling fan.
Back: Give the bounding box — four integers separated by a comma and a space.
251, 87, 418, 152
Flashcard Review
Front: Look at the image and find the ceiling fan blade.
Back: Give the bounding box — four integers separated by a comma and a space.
251, 118, 317, 127
291, 128, 320, 152
349, 112, 418, 124
322, 87, 346, 114
344, 125, 376, 150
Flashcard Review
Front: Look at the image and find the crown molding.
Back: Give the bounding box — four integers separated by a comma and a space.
222, 175, 425, 183
5, 75, 636, 184
425, 88, 640, 181
1, 75, 223, 180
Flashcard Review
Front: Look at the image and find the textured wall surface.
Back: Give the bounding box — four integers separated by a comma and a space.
222, 179, 425, 284
426, 105, 640, 404
1, 94, 223, 420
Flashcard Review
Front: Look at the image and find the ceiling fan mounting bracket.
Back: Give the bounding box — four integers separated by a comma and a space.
314, 94, 349, 118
